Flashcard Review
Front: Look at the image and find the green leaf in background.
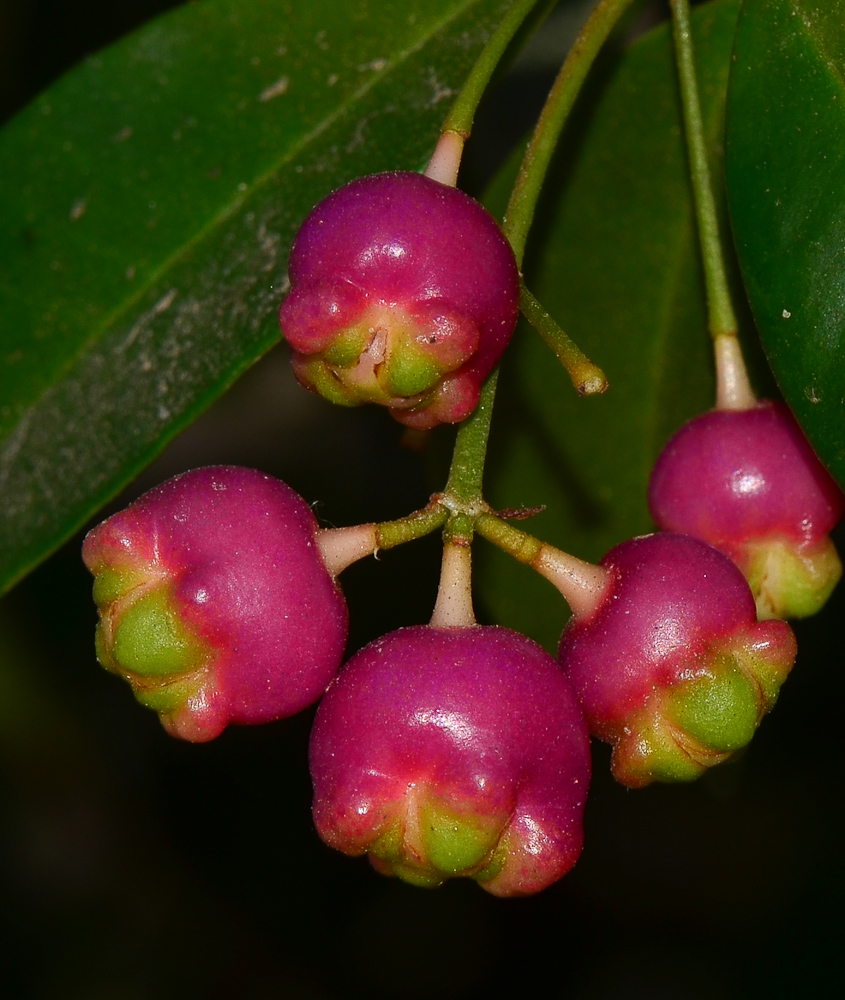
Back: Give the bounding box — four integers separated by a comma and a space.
477, 0, 743, 650
725, 0, 845, 490
0, 0, 514, 596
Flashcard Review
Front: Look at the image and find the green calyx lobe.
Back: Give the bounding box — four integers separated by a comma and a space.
94, 581, 211, 716
132, 673, 204, 714
295, 356, 361, 407
614, 628, 795, 788
298, 307, 463, 407
742, 536, 843, 621
110, 588, 208, 677
383, 347, 441, 398
298, 350, 438, 409
92, 566, 147, 608
666, 656, 760, 753
369, 794, 507, 888
322, 327, 371, 368
423, 803, 501, 876
93, 572, 212, 712
613, 714, 709, 787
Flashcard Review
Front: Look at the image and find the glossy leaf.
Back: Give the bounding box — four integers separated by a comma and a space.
0, 0, 514, 595
725, 0, 845, 489
477, 0, 744, 650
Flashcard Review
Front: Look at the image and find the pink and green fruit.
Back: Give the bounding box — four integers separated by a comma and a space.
279, 171, 519, 429
648, 401, 844, 619
310, 624, 591, 896
82, 466, 348, 742
558, 532, 797, 789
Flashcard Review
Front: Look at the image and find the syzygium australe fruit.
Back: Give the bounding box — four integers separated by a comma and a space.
649, 402, 844, 619
83, 466, 348, 741
279, 171, 519, 429
310, 624, 590, 896
558, 532, 797, 788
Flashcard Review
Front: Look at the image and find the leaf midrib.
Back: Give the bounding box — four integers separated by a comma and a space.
2, 0, 499, 442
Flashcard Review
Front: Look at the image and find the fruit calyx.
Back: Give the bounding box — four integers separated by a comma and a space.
279, 171, 520, 429
83, 466, 350, 741
557, 532, 797, 787
649, 399, 844, 619
310, 623, 591, 896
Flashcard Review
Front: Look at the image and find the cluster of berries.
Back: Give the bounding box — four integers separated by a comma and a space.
83, 171, 843, 897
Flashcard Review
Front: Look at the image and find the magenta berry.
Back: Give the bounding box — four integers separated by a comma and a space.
279, 171, 519, 429
82, 466, 348, 742
310, 624, 590, 896
649, 401, 844, 619
558, 533, 797, 789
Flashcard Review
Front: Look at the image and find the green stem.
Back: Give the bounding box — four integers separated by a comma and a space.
444, 370, 499, 505
440, 0, 553, 138
442, 1, 636, 509
520, 280, 608, 394
317, 506, 450, 575
475, 513, 543, 565
475, 513, 608, 617
504, 0, 638, 264
376, 505, 449, 550
670, 0, 738, 339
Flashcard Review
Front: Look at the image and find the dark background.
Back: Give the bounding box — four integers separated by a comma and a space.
1, 2, 842, 997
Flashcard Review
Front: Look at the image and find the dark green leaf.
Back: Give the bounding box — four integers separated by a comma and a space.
478, 0, 743, 650
0, 0, 514, 595
725, 0, 845, 489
